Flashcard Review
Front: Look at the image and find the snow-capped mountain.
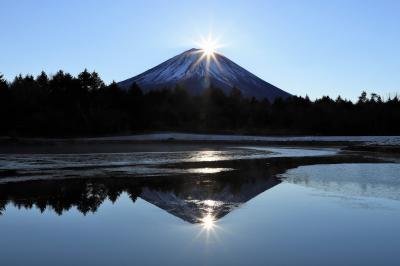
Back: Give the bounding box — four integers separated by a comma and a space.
118, 48, 291, 100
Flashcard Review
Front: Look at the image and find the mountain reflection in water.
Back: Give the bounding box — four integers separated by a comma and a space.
1, 148, 399, 266
1, 152, 386, 221
0, 169, 280, 223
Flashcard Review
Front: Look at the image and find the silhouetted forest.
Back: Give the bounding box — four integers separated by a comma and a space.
1, 70, 400, 136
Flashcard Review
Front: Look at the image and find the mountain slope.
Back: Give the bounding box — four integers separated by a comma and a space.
118, 48, 291, 100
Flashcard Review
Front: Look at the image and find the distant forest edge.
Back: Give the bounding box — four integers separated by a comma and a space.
1, 70, 400, 137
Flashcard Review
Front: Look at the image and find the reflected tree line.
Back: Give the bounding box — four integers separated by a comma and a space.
0, 178, 141, 215
0, 173, 272, 216
1, 70, 400, 137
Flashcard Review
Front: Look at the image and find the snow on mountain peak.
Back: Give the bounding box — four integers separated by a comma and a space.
118, 48, 291, 100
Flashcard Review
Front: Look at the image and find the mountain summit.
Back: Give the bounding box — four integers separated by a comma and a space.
118, 48, 291, 100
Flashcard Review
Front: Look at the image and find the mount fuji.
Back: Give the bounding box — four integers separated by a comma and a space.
118, 48, 291, 100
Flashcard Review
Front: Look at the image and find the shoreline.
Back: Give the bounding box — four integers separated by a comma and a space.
1, 133, 400, 154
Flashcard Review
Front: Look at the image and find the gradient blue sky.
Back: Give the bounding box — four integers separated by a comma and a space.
2, 0, 400, 100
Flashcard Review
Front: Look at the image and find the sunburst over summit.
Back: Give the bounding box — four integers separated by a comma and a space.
118, 48, 291, 100
196, 34, 221, 57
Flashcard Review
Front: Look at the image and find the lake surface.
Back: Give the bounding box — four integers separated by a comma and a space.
0, 146, 399, 266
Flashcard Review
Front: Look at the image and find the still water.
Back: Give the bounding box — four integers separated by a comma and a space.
0, 147, 399, 266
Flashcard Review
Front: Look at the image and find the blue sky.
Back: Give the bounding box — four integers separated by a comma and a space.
2, 0, 400, 100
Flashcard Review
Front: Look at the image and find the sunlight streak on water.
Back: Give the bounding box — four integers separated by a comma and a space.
189, 150, 224, 162
186, 168, 233, 174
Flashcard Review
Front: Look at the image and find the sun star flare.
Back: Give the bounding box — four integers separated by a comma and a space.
196, 34, 222, 57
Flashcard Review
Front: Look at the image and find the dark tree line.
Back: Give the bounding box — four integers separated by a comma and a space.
0, 70, 400, 137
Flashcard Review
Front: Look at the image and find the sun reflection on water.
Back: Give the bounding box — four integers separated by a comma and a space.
194, 211, 224, 244
190, 150, 225, 162
187, 167, 232, 174
201, 213, 216, 230
197, 200, 223, 233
